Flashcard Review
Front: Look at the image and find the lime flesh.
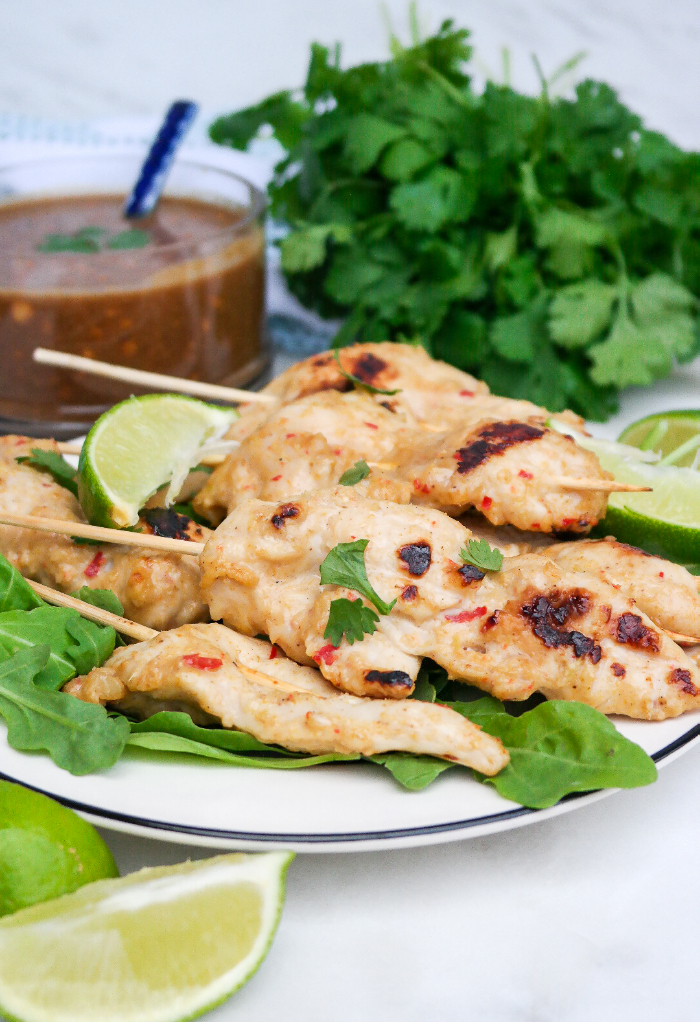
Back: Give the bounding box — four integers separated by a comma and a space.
78, 394, 238, 528
0, 781, 117, 918
549, 420, 700, 565
0, 851, 293, 1022
619, 410, 700, 467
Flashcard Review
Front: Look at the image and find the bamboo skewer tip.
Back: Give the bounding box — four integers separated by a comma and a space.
33, 347, 275, 406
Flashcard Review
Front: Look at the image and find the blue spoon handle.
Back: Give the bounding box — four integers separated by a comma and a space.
124, 100, 199, 219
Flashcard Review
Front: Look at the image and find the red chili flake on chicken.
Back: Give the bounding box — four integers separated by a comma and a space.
518, 470, 533, 480
333, 449, 342, 456
285, 433, 297, 439
269, 646, 278, 659
659, 572, 664, 578
182, 654, 223, 671
459, 390, 475, 397
313, 644, 338, 665
413, 479, 430, 494
482, 496, 493, 509
84, 551, 105, 578
561, 518, 576, 529
270, 474, 282, 482
364, 422, 378, 430
445, 606, 488, 623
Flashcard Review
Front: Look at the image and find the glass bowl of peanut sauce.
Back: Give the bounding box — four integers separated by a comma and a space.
0, 153, 268, 436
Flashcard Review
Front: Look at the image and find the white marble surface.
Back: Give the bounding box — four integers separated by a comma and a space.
2, 2, 700, 1020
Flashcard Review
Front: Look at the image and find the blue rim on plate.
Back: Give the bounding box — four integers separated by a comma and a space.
1, 723, 697, 848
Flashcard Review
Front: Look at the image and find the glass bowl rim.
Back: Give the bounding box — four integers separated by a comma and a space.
0, 152, 268, 256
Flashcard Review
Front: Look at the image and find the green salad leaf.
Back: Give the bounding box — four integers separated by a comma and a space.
450, 698, 657, 807
127, 711, 357, 768
0, 646, 129, 775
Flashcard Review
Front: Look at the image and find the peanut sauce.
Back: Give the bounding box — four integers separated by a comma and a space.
0, 193, 266, 431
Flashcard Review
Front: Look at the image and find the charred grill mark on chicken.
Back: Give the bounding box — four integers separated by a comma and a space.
455, 421, 546, 475
271, 503, 300, 529
521, 591, 602, 663
615, 612, 660, 652
669, 667, 698, 695
398, 541, 432, 577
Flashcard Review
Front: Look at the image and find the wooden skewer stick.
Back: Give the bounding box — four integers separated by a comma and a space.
664, 628, 700, 647
33, 348, 276, 406
27, 579, 157, 641
547, 477, 652, 493
0, 512, 205, 556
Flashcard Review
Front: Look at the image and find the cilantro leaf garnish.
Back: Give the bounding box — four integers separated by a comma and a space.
320, 539, 396, 615
324, 597, 379, 646
333, 350, 401, 396
460, 538, 503, 572
17, 449, 78, 497
339, 459, 371, 485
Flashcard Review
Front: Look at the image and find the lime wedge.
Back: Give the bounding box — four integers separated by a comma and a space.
0, 781, 117, 918
0, 850, 293, 1022
78, 395, 238, 528
619, 410, 700, 467
549, 419, 700, 564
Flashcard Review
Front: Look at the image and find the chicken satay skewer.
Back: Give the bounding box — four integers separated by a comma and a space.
26, 577, 508, 772
6, 507, 700, 661
33, 348, 275, 406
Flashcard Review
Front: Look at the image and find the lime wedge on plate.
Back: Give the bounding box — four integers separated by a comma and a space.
0, 780, 117, 918
619, 410, 700, 466
549, 419, 700, 564
0, 850, 293, 1022
78, 394, 238, 528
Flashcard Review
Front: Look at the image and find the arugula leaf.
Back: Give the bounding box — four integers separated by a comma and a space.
0, 606, 115, 690
324, 597, 379, 646
127, 712, 357, 768
0, 646, 129, 775
320, 539, 397, 614
17, 449, 78, 497
339, 459, 371, 485
450, 698, 657, 808
71, 587, 124, 617
333, 350, 400, 396
0, 557, 43, 613
460, 538, 503, 572
369, 752, 454, 790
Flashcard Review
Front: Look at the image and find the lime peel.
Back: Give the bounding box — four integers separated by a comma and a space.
0, 850, 293, 1022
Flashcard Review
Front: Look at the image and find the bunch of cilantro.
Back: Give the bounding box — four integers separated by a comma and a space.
210, 20, 700, 420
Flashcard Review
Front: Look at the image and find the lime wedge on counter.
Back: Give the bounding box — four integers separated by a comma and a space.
0, 850, 293, 1022
0, 781, 118, 918
78, 394, 238, 528
618, 410, 700, 467
548, 419, 700, 564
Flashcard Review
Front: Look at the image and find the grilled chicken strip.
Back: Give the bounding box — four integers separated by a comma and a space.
0, 437, 208, 630
199, 487, 700, 718
65, 624, 508, 774
229, 341, 585, 438
195, 389, 608, 532
545, 538, 700, 640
